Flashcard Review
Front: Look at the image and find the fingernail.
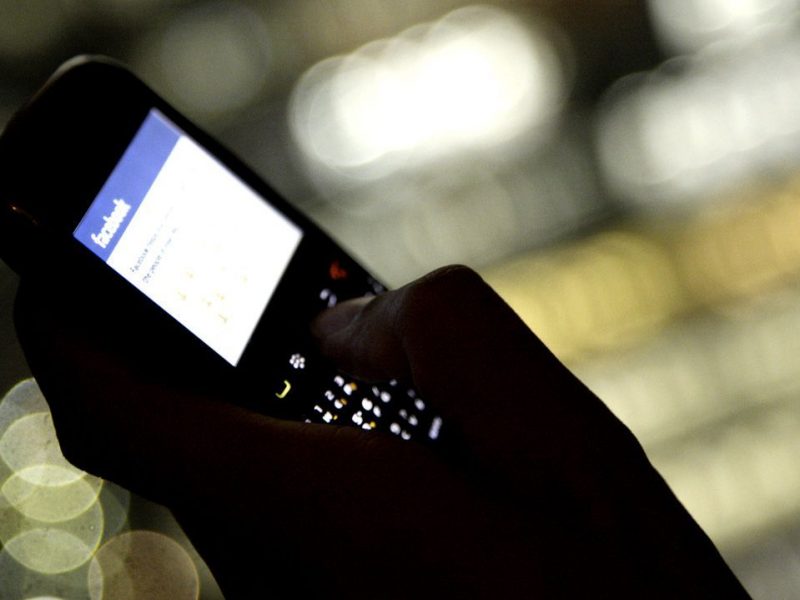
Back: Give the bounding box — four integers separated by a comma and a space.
311, 297, 372, 338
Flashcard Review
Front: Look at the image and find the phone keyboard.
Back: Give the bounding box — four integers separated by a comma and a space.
312, 369, 442, 442
274, 349, 444, 443
271, 258, 444, 443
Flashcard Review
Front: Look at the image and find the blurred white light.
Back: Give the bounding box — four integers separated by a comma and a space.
0, 412, 85, 485
291, 5, 567, 176
579, 283, 800, 444
5, 528, 95, 575
0, 380, 106, 576
0, 379, 49, 441
400, 171, 518, 267
134, 1, 272, 122
653, 408, 800, 546
597, 28, 800, 209
0, 547, 92, 598
648, 0, 800, 54
3, 467, 102, 523
99, 482, 132, 541
88, 531, 199, 600
0, 499, 104, 575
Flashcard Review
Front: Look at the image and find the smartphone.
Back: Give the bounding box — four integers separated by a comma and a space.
0, 56, 442, 444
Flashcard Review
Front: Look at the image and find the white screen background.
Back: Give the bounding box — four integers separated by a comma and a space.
106, 135, 302, 365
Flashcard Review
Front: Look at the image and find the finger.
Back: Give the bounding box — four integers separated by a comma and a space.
314, 265, 635, 469
312, 294, 408, 382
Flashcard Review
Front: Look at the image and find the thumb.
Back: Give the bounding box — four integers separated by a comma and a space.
313, 266, 633, 470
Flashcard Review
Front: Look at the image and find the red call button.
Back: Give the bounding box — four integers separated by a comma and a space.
329, 259, 348, 280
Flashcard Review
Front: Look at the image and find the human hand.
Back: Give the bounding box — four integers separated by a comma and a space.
14, 265, 748, 598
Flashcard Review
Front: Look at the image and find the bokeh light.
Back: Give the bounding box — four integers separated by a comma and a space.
648, 0, 800, 54
133, 1, 273, 123
399, 169, 518, 268
485, 230, 685, 361
597, 25, 800, 209
0, 497, 104, 575
0, 546, 91, 599
652, 406, 800, 547
0, 378, 210, 597
0, 413, 87, 485
3, 467, 102, 523
0, 380, 105, 576
676, 181, 800, 305
576, 283, 800, 442
290, 5, 568, 178
88, 530, 199, 600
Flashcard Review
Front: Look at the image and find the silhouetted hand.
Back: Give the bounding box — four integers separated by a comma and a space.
14, 265, 749, 598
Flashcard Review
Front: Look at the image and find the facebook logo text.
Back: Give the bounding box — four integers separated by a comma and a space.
90, 198, 131, 249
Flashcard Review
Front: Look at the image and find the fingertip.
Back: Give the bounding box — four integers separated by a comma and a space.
311, 296, 373, 340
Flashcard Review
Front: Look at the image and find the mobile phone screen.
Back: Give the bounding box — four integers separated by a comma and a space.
73, 109, 303, 366
71, 106, 442, 443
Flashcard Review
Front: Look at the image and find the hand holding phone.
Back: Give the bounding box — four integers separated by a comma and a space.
14, 262, 749, 598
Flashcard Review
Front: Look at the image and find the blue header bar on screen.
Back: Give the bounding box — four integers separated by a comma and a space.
74, 110, 180, 262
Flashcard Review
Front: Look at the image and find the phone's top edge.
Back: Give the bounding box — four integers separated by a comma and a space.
44, 55, 131, 91
52, 55, 128, 76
